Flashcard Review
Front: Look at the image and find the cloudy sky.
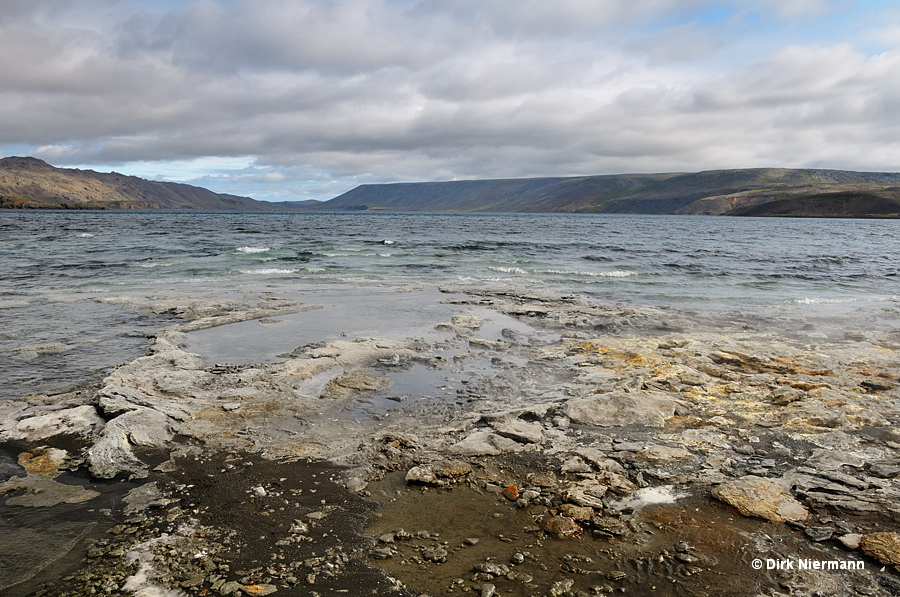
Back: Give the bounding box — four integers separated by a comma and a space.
1, 0, 899, 201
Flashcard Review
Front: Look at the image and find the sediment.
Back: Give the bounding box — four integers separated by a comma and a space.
2, 288, 899, 596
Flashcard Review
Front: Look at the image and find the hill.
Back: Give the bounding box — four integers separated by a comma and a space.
321, 168, 900, 217
0, 157, 310, 210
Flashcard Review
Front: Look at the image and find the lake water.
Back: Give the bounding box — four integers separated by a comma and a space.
2, 210, 898, 399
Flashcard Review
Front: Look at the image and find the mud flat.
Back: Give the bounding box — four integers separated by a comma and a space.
2, 286, 900, 596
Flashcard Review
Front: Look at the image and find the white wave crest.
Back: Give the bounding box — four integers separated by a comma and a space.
77, 232, 95, 238
489, 266, 527, 274
241, 268, 298, 275
236, 246, 270, 254
794, 297, 854, 304
537, 269, 638, 278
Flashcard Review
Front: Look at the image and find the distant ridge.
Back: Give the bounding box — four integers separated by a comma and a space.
320, 168, 900, 217
4, 157, 900, 217
0, 156, 310, 210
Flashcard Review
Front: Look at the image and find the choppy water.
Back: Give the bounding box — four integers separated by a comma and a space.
2, 210, 898, 399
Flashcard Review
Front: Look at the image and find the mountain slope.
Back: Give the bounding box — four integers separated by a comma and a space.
321, 168, 900, 217
0, 157, 307, 210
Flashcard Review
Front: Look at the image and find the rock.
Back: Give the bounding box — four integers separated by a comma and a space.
869, 462, 900, 478
449, 430, 523, 456
563, 479, 608, 508
87, 407, 172, 479
478, 583, 496, 597
422, 546, 448, 563
371, 547, 394, 560
593, 470, 637, 495
543, 516, 581, 538
406, 466, 440, 485
565, 390, 675, 427
451, 314, 482, 330
549, 578, 575, 596
635, 445, 693, 464
712, 476, 808, 523
241, 584, 278, 596
860, 532, 900, 567
502, 485, 519, 501
0, 447, 100, 507
432, 459, 472, 478
558, 503, 594, 521
1, 405, 104, 442
321, 373, 391, 399
561, 456, 592, 473
0, 475, 100, 507
530, 471, 558, 488
17, 447, 70, 475
804, 526, 835, 542
220, 580, 242, 595
123, 482, 174, 515
574, 448, 624, 473
492, 420, 543, 444
839, 533, 863, 549
771, 387, 804, 406
469, 338, 506, 350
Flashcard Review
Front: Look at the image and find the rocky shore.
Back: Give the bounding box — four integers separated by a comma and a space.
2, 287, 900, 596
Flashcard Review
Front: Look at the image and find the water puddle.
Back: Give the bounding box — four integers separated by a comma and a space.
185, 287, 554, 366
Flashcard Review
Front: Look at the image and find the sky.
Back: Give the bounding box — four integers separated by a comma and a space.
2, 0, 900, 202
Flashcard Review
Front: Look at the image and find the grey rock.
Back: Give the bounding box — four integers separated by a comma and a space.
87, 407, 172, 479
839, 533, 863, 549
449, 430, 523, 456
492, 419, 544, 444
422, 546, 448, 563
804, 526, 835, 542
565, 390, 675, 427
1, 405, 104, 442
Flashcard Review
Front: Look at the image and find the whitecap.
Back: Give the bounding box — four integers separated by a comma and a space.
236, 246, 270, 254
794, 297, 855, 304
537, 269, 638, 278
240, 268, 299, 275
77, 232, 95, 238
489, 266, 527, 274
382, 240, 396, 245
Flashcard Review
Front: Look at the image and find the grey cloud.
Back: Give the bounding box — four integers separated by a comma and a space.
2, 0, 899, 202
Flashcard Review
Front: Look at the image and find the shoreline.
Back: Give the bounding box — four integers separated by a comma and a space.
2, 286, 900, 596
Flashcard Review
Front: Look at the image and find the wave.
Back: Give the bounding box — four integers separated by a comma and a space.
77, 233, 96, 238
240, 268, 299, 275
236, 246, 270, 254
489, 266, 527, 274
536, 269, 638, 278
